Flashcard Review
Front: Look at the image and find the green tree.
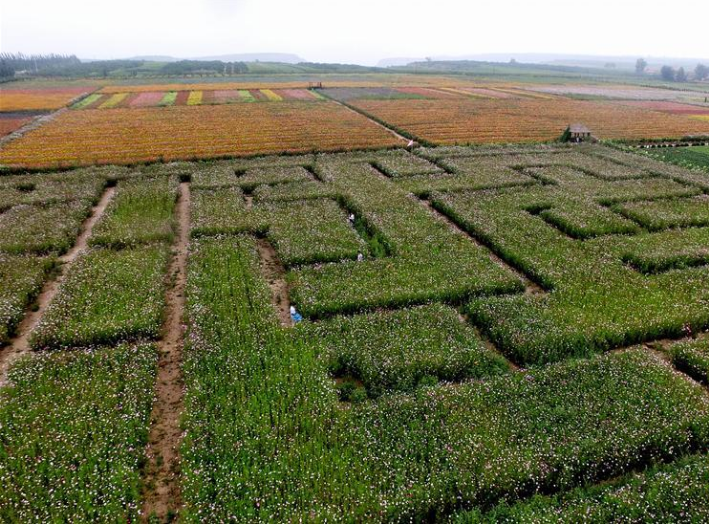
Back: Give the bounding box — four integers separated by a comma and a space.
695, 63, 709, 81
676, 67, 687, 82
635, 58, 647, 74
660, 65, 675, 81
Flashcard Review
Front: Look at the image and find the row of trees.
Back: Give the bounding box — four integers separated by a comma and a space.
0, 53, 82, 79
636, 58, 709, 82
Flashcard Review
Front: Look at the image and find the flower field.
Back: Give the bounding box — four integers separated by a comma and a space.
0, 87, 93, 111
71, 88, 326, 109
0, 102, 402, 168
350, 98, 709, 144
0, 115, 34, 137
2, 105, 709, 521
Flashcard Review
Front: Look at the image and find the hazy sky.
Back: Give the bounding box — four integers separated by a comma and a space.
2, 0, 708, 65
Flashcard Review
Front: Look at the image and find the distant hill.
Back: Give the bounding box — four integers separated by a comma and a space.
379, 53, 709, 71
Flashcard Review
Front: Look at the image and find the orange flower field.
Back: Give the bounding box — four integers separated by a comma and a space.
0, 87, 93, 111
352, 98, 709, 144
0, 101, 402, 168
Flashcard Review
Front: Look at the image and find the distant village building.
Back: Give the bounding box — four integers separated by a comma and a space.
568, 123, 592, 142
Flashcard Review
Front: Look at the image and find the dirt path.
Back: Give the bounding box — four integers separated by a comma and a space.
256, 238, 293, 327
141, 182, 190, 522
0, 186, 115, 387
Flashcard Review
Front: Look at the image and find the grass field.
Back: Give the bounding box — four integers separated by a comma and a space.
645, 145, 709, 171
0, 141, 708, 520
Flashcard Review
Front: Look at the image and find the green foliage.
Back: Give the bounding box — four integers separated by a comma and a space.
616, 194, 709, 231
30, 246, 169, 350
0, 342, 157, 521
645, 146, 709, 173
265, 199, 367, 267
669, 338, 709, 384
0, 254, 54, 344
90, 176, 178, 248
0, 170, 106, 212
0, 200, 93, 254
455, 455, 709, 523
300, 304, 509, 397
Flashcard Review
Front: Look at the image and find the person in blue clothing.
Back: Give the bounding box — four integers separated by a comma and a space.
290, 305, 302, 323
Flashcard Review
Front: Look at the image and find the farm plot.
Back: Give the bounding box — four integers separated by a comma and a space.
0, 86, 93, 111
0, 102, 402, 168
2, 142, 709, 521
0, 114, 35, 137
350, 98, 709, 144
525, 84, 709, 104
73, 88, 325, 109
180, 228, 709, 521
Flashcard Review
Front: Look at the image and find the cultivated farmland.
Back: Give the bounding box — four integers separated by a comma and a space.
0, 102, 402, 168
349, 97, 709, 144
1, 139, 709, 521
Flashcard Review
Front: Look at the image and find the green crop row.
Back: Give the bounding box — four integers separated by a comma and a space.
620, 226, 709, 274
454, 454, 709, 523
0, 200, 93, 254
432, 183, 709, 365
265, 199, 367, 267
0, 342, 157, 521
669, 337, 709, 384
299, 304, 509, 397
0, 254, 55, 345
90, 176, 178, 249
190, 186, 266, 237
615, 194, 709, 231
237, 165, 314, 191
181, 235, 709, 520
30, 245, 169, 350
289, 159, 523, 317
372, 149, 443, 178
0, 170, 106, 212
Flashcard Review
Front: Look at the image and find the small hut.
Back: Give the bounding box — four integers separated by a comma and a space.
569, 123, 592, 142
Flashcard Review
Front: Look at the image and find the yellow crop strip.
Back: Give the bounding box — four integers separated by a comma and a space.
99, 93, 129, 109
260, 89, 283, 101
187, 91, 203, 106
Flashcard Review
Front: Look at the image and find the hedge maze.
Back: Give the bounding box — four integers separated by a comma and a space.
2, 143, 709, 520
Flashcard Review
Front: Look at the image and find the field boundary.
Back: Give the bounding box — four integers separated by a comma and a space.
0, 185, 116, 387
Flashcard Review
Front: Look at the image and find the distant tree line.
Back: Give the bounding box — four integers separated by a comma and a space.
161, 60, 248, 75
636, 58, 708, 82
0, 52, 81, 77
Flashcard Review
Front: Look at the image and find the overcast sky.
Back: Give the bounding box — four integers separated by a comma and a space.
2, 0, 708, 65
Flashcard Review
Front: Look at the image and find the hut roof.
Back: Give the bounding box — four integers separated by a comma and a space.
569, 123, 591, 134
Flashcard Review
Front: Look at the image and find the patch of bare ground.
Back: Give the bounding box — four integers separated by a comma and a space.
256, 238, 293, 327
0, 186, 115, 387
141, 182, 190, 522
0, 107, 68, 148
